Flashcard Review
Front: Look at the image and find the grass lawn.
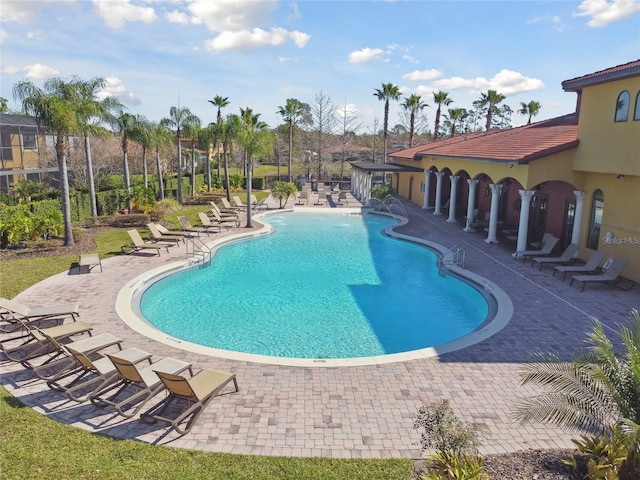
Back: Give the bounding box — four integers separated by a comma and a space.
0, 209, 412, 480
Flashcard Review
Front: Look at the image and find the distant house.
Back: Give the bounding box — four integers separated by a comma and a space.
352, 60, 640, 283
0, 113, 58, 192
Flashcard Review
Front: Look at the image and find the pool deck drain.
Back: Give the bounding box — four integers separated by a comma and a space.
2, 197, 639, 458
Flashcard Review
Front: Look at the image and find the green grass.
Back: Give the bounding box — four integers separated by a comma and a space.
0, 207, 412, 479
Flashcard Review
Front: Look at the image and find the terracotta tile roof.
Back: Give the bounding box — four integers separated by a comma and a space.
562, 59, 640, 91
389, 114, 579, 165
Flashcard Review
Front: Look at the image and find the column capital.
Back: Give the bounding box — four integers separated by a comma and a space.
489, 183, 502, 195
435, 171, 446, 179
573, 190, 586, 201
449, 175, 459, 184
467, 179, 479, 187
518, 189, 535, 201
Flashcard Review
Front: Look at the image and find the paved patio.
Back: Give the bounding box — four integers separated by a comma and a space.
2, 193, 639, 458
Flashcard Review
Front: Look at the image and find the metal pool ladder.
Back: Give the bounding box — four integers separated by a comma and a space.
186, 236, 212, 267
438, 245, 465, 277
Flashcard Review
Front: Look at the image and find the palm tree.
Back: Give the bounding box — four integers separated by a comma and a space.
432, 91, 453, 140
476, 89, 506, 131
401, 94, 428, 147
443, 108, 468, 136
277, 98, 305, 182
516, 309, 640, 465
13, 78, 81, 245
112, 112, 146, 212
208, 96, 230, 178
128, 115, 153, 189
373, 82, 401, 164
200, 122, 220, 192
73, 76, 122, 218
237, 107, 274, 227
150, 121, 171, 200
180, 118, 202, 197
519, 100, 542, 125
164, 106, 199, 203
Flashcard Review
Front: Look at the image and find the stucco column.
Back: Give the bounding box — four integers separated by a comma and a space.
484, 184, 502, 244
446, 175, 459, 223
433, 171, 446, 215
514, 190, 535, 256
463, 179, 479, 232
365, 173, 372, 203
571, 190, 586, 248
422, 169, 432, 209
350, 170, 355, 196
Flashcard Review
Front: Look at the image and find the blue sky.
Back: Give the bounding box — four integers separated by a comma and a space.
1, 0, 639, 132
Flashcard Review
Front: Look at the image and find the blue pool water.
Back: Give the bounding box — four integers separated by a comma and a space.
140, 212, 488, 359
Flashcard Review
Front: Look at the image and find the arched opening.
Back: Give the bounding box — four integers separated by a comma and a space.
614, 91, 630, 122
587, 189, 604, 249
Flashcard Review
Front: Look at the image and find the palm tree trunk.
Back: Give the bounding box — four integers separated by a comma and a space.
176, 137, 182, 203
123, 151, 132, 212
142, 147, 148, 189
288, 119, 293, 183
155, 149, 164, 200
84, 135, 98, 218
246, 156, 253, 228
56, 135, 74, 246
190, 144, 196, 197
206, 149, 212, 192
223, 142, 231, 201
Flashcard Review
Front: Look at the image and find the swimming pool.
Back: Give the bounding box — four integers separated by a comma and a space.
138, 212, 491, 360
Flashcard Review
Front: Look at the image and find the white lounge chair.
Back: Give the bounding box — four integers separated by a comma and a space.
514, 233, 559, 260
531, 243, 579, 270
122, 230, 168, 255
553, 251, 607, 280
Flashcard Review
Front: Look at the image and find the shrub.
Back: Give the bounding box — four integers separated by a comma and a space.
371, 184, 393, 200
421, 451, 489, 480
563, 425, 629, 480
271, 181, 297, 209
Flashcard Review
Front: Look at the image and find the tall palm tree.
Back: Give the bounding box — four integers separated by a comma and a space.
183, 120, 202, 197
208, 96, 229, 177
13, 78, 80, 245
200, 122, 220, 192
477, 89, 506, 131
277, 98, 305, 182
401, 94, 428, 147
164, 106, 199, 203
128, 115, 152, 189
112, 112, 146, 212
432, 91, 453, 141
237, 107, 273, 227
150, 121, 171, 200
443, 108, 468, 136
221, 113, 241, 201
73, 76, 122, 217
373, 82, 401, 164
516, 309, 640, 465
519, 100, 542, 125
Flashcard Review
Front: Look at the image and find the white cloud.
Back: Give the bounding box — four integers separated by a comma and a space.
433, 70, 544, 95
336, 103, 358, 120
348, 48, 384, 64
0, 0, 45, 24
415, 85, 438, 98
402, 69, 442, 82
92, 0, 157, 30
289, 30, 310, 48
25, 64, 60, 80
403, 55, 420, 65
1, 65, 22, 75
0, 29, 8, 43
165, 10, 190, 25
204, 27, 289, 53
574, 0, 640, 27
188, 0, 277, 32
96, 76, 140, 105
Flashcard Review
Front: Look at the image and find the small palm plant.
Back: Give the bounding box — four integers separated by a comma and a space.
515, 309, 640, 478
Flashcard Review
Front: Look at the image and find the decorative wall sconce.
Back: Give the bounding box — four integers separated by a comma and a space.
484, 187, 490, 197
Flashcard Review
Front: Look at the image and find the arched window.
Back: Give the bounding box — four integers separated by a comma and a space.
614, 91, 630, 122
587, 189, 604, 250
634, 91, 640, 121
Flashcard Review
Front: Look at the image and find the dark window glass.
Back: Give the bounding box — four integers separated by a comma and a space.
614, 91, 630, 122
587, 189, 604, 250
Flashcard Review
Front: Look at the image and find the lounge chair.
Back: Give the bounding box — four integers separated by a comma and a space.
141, 367, 239, 435
90, 355, 192, 418
1, 317, 93, 364
0, 297, 79, 333
209, 202, 240, 219
553, 250, 607, 280
198, 212, 233, 232
530, 243, 579, 270
154, 222, 197, 238
177, 216, 208, 236
220, 197, 244, 212
47, 346, 151, 403
250, 194, 259, 206
147, 223, 183, 245
337, 191, 349, 206
314, 191, 328, 206
122, 230, 168, 255
208, 210, 239, 228
32, 331, 122, 381
514, 234, 559, 260
296, 190, 309, 205
252, 196, 269, 211
232, 196, 248, 209
570, 258, 630, 292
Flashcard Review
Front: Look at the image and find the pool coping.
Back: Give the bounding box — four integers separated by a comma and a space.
115, 207, 513, 367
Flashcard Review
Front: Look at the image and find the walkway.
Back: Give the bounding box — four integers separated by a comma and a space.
2, 195, 639, 458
